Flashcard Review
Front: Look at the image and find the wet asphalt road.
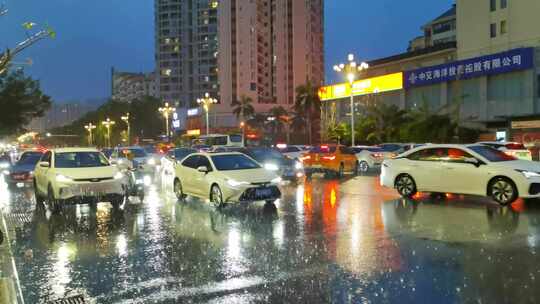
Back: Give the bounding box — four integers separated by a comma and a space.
2, 174, 540, 303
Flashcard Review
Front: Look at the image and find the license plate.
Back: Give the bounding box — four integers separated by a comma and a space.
12, 174, 26, 180
78, 184, 111, 196
255, 188, 272, 197
16, 183, 24, 188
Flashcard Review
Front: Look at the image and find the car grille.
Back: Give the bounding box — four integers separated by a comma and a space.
73, 177, 114, 182
239, 186, 281, 202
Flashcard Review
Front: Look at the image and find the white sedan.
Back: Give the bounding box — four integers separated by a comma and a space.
173, 152, 281, 207
352, 146, 395, 173
380, 144, 540, 205
34, 148, 126, 213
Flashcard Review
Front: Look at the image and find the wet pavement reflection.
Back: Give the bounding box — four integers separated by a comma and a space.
2, 176, 540, 303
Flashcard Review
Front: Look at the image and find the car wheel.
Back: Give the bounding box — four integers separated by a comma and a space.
359, 161, 369, 173
174, 178, 186, 200
47, 186, 61, 214
489, 177, 517, 206
338, 164, 344, 178
210, 185, 224, 208
395, 174, 417, 198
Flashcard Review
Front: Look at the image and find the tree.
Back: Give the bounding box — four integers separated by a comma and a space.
267, 106, 288, 143
294, 81, 321, 145
0, 7, 55, 74
364, 102, 408, 143
231, 95, 255, 124
0, 70, 51, 135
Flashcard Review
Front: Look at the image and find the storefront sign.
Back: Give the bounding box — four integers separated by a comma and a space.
511, 120, 540, 129
187, 108, 200, 117
404, 48, 534, 88
319, 73, 403, 101
187, 129, 201, 136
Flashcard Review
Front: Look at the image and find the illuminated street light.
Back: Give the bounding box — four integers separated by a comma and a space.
333, 54, 369, 146
102, 118, 116, 147
84, 123, 97, 146
121, 113, 131, 145
196, 93, 218, 135
158, 102, 175, 140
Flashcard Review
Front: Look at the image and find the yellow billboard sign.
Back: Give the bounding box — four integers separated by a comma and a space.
318, 72, 403, 101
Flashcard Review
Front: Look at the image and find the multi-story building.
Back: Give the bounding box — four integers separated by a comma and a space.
28, 102, 98, 132
320, 0, 540, 146
215, 0, 324, 129
111, 68, 157, 102
408, 5, 456, 52
154, 0, 220, 127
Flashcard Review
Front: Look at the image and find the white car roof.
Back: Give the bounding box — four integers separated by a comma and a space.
50, 147, 100, 153
477, 141, 518, 145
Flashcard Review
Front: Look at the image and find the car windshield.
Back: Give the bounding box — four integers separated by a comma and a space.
55, 152, 110, 168
379, 144, 402, 152
211, 154, 261, 171
17, 152, 43, 165
175, 149, 196, 160
248, 148, 284, 162
469, 145, 516, 162
120, 148, 147, 158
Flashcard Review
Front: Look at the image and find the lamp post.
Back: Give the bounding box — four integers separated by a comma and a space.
158, 102, 175, 141
84, 123, 97, 146
240, 121, 245, 146
333, 54, 369, 147
102, 118, 115, 147
197, 93, 218, 135
121, 113, 130, 145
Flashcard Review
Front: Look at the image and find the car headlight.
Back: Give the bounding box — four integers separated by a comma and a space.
56, 174, 73, 183
516, 169, 540, 179
147, 158, 156, 166
2, 170, 9, 175
271, 177, 282, 184
227, 179, 250, 187
264, 163, 279, 171
117, 159, 124, 165
0, 163, 9, 169
295, 161, 303, 170
114, 172, 124, 180
143, 175, 152, 186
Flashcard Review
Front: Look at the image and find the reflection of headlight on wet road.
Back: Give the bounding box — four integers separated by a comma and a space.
264, 163, 279, 171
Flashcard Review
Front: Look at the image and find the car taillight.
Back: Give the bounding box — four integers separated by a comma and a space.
322, 155, 336, 161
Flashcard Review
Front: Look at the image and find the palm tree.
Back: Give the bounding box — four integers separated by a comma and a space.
294, 80, 321, 145
267, 106, 288, 143
231, 95, 255, 124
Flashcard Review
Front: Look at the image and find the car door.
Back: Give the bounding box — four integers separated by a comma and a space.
35, 151, 52, 194
440, 148, 490, 195
193, 156, 213, 197
339, 146, 357, 172
178, 155, 200, 195
404, 148, 446, 192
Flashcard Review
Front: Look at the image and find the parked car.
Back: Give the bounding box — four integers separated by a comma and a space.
381, 144, 540, 205
237, 147, 304, 182
378, 143, 422, 155
172, 152, 281, 207
33, 148, 126, 213
301, 145, 358, 178
3, 151, 44, 189
352, 146, 394, 173
477, 141, 532, 160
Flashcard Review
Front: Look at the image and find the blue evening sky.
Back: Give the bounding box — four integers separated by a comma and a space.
2, 0, 453, 103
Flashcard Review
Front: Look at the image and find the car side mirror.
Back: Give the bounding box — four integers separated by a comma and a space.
39, 161, 50, 168
197, 166, 209, 173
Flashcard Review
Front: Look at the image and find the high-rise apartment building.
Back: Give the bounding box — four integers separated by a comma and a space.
155, 0, 324, 131
215, 0, 324, 128
155, 0, 219, 122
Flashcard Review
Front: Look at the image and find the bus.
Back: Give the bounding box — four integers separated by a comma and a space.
192, 134, 243, 148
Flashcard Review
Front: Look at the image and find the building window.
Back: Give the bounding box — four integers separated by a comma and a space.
501, 0, 507, 9
490, 0, 497, 11
500, 20, 507, 34
490, 23, 497, 38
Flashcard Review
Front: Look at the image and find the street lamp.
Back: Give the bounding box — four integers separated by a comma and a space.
84, 123, 97, 146
121, 113, 130, 145
333, 53, 369, 147
158, 102, 175, 141
197, 93, 218, 135
102, 118, 115, 147
240, 121, 246, 146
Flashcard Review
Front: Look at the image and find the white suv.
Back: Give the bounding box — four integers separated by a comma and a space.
34, 148, 126, 212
